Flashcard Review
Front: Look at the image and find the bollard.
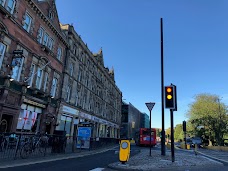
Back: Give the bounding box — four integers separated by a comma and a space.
194, 144, 198, 155
119, 140, 130, 164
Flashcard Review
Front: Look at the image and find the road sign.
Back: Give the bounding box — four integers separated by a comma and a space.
145, 102, 155, 111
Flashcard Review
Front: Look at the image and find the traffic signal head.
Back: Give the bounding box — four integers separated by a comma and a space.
165, 85, 176, 109
183, 121, 186, 132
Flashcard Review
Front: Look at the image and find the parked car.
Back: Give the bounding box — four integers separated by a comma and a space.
191, 137, 202, 147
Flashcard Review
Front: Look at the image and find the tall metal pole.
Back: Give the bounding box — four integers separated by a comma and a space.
170, 109, 175, 162
150, 110, 152, 156
161, 18, 165, 155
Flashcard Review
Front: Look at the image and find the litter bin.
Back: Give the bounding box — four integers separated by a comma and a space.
186, 144, 190, 150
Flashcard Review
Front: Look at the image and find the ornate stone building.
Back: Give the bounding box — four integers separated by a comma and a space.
0, 0, 67, 134
56, 24, 122, 139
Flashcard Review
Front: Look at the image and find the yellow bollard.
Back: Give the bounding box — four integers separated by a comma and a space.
119, 140, 130, 164
186, 144, 190, 150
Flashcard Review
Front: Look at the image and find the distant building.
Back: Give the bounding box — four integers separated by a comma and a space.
140, 113, 150, 128
120, 102, 141, 139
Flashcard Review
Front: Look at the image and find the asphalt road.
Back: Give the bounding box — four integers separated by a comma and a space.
2, 145, 140, 171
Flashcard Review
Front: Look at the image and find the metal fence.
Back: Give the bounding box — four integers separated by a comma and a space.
0, 132, 119, 162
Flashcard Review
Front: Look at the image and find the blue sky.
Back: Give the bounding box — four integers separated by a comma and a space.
56, 0, 228, 129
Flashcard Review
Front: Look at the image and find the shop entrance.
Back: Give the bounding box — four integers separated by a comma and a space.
0, 114, 13, 132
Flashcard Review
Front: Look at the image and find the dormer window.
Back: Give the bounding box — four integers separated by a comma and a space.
49, 11, 54, 20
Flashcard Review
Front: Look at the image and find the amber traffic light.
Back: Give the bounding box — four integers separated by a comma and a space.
165, 85, 176, 109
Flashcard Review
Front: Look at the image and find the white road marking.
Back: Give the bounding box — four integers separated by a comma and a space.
89, 168, 105, 171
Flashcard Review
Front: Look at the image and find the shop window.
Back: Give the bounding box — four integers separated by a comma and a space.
56, 115, 72, 136
16, 109, 39, 132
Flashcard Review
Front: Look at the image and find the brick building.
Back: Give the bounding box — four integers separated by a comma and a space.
0, 0, 67, 134
0, 0, 122, 141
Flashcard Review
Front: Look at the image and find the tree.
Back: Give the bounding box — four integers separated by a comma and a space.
186, 93, 228, 146
174, 124, 184, 141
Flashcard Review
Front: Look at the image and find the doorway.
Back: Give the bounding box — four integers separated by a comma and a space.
0, 114, 13, 132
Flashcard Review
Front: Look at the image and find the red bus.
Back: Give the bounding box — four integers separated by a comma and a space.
135, 128, 157, 146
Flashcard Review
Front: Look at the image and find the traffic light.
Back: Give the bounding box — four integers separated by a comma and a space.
165, 85, 176, 109
183, 121, 186, 132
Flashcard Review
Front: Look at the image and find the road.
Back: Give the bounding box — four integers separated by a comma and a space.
1, 145, 140, 171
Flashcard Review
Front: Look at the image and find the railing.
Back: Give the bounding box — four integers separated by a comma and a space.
0, 132, 119, 162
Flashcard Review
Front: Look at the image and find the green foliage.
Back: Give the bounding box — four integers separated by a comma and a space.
186, 93, 228, 145
174, 124, 184, 141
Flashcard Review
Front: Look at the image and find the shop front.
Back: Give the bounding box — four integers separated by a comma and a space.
16, 98, 46, 133
55, 104, 79, 137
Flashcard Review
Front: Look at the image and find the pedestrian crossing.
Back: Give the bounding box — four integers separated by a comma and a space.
89, 168, 105, 171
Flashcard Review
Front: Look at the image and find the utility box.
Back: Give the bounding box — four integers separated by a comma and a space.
119, 140, 130, 164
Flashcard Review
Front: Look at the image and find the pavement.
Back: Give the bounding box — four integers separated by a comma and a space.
108, 145, 228, 171
0, 144, 227, 171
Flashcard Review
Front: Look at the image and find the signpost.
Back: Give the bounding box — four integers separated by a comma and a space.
145, 102, 155, 156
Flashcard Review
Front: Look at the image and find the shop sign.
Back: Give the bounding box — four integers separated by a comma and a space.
62, 105, 78, 115
93, 116, 100, 122
23, 99, 45, 108
79, 112, 91, 120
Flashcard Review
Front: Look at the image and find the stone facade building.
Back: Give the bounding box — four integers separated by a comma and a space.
55, 24, 122, 139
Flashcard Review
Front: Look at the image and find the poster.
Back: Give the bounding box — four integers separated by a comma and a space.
76, 127, 91, 149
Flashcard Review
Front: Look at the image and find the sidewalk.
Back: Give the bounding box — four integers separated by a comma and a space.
0, 145, 119, 169
108, 147, 225, 171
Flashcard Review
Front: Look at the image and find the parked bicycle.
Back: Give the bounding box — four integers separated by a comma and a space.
20, 133, 48, 159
